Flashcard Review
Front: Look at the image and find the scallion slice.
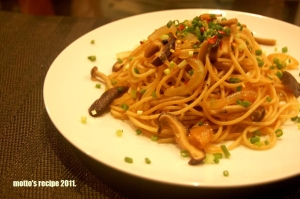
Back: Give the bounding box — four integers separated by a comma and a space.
220, 145, 231, 158
124, 157, 133, 163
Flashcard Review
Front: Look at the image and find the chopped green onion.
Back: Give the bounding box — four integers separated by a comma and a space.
88, 55, 96, 62
136, 129, 142, 135
117, 87, 124, 92
151, 135, 158, 141
275, 71, 283, 79
124, 157, 133, 163
256, 57, 264, 67
90, 39, 95, 44
117, 58, 123, 63
236, 99, 252, 107
188, 69, 194, 76
220, 145, 231, 158
223, 170, 229, 177
264, 140, 269, 145
213, 158, 220, 163
266, 96, 272, 102
198, 121, 203, 126
297, 117, 300, 123
116, 129, 123, 137
140, 89, 146, 94
145, 157, 151, 164
236, 86, 242, 91
250, 135, 260, 144
121, 103, 129, 111
254, 141, 263, 146
134, 67, 139, 74
229, 77, 240, 83
178, 59, 187, 68
81, 116, 87, 124
253, 130, 261, 136
282, 46, 288, 53
213, 153, 223, 159
167, 20, 173, 28
180, 150, 189, 158
95, 84, 101, 89
255, 49, 262, 55
291, 116, 298, 121
164, 68, 171, 75
152, 91, 157, 98
275, 129, 283, 137
204, 154, 215, 164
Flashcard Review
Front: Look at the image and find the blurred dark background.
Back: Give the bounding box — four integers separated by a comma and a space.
0, 0, 299, 25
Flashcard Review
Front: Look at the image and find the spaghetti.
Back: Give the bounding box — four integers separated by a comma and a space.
90, 13, 299, 161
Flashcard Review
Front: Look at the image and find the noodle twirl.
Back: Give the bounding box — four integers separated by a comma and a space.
89, 13, 299, 165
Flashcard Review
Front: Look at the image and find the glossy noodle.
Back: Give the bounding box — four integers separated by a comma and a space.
89, 13, 299, 163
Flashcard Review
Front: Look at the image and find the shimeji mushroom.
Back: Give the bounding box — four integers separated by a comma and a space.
91, 66, 113, 89
88, 86, 129, 117
157, 112, 206, 165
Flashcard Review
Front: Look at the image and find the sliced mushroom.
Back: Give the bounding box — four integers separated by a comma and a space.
157, 112, 206, 165
88, 86, 129, 117
281, 71, 300, 98
151, 34, 176, 67
144, 40, 161, 58
251, 106, 266, 122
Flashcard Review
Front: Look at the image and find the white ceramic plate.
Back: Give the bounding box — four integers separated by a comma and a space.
43, 9, 300, 187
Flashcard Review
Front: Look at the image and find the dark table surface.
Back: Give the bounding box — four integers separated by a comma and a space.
1, 10, 300, 199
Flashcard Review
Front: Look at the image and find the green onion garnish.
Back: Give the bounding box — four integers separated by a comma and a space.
213, 153, 223, 159
134, 68, 139, 74
116, 130, 123, 137
136, 129, 142, 135
90, 40, 95, 44
265, 140, 269, 145
250, 135, 260, 144
81, 116, 87, 124
151, 135, 158, 141
291, 116, 298, 121
180, 150, 189, 158
145, 157, 151, 164
236, 99, 252, 107
167, 20, 173, 28
282, 46, 288, 53
275, 129, 283, 137
220, 145, 231, 158
266, 96, 272, 102
124, 157, 133, 163
213, 158, 220, 163
223, 170, 229, 177
121, 103, 129, 111
95, 83, 101, 88
198, 121, 203, 126
256, 57, 264, 67
255, 49, 262, 55
88, 55, 96, 62
140, 89, 146, 94
275, 71, 283, 79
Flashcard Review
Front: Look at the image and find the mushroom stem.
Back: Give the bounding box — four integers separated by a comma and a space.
158, 112, 206, 165
91, 66, 113, 89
